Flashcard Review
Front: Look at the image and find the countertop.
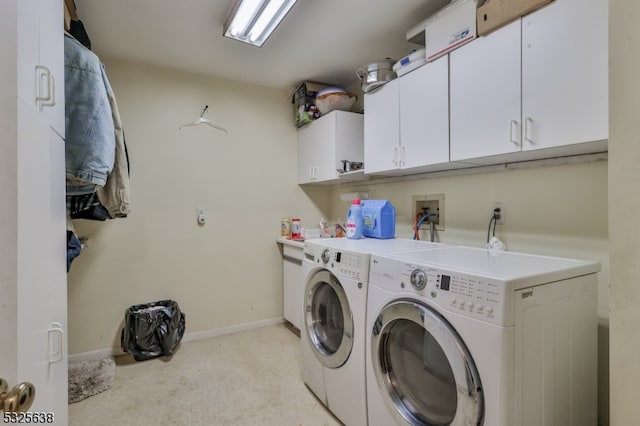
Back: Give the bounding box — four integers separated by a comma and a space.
276, 237, 305, 249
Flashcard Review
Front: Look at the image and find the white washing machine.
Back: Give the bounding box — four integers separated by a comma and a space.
366, 246, 600, 426
300, 238, 447, 426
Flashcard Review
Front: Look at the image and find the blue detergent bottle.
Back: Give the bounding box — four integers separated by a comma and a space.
346, 198, 364, 239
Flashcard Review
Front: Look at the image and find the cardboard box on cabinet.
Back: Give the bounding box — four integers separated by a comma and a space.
405, 0, 481, 62
292, 81, 332, 128
424, 0, 480, 62
477, 0, 554, 36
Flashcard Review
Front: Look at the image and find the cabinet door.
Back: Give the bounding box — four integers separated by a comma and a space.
334, 111, 364, 172
2, 3, 67, 422
297, 122, 319, 184
297, 112, 362, 184
521, 0, 608, 151
43, 129, 68, 423
17, 99, 68, 424
450, 20, 521, 161
364, 79, 400, 174
283, 256, 303, 330
17, 0, 65, 138
297, 114, 338, 183
38, 0, 65, 137
313, 114, 338, 182
400, 56, 449, 170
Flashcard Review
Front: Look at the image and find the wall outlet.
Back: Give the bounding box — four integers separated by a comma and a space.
197, 207, 206, 225
492, 202, 505, 225
412, 194, 445, 231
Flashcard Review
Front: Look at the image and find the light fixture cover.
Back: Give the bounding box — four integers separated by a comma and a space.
223, 0, 298, 47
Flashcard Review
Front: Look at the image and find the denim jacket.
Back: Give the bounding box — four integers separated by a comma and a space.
64, 33, 115, 195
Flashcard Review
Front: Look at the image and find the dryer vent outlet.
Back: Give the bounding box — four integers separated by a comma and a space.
412, 194, 445, 232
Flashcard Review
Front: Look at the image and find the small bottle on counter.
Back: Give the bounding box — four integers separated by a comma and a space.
291, 218, 301, 240
281, 218, 291, 238
319, 218, 331, 238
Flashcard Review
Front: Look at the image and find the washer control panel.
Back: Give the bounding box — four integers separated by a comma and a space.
306, 245, 369, 281
403, 265, 508, 325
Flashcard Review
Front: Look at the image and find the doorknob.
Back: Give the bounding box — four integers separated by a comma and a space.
0, 378, 36, 413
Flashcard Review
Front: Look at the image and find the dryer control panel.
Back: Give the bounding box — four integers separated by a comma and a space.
424, 269, 509, 325
377, 259, 514, 326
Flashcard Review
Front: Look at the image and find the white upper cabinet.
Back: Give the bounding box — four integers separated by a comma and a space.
363, 79, 400, 174
450, 22, 522, 161
297, 111, 364, 185
301, 0, 608, 182
521, 0, 608, 151
451, 0, 608, 164
364, 56, 450, 175
17, 0, 65, 137
400, 55, 450, 171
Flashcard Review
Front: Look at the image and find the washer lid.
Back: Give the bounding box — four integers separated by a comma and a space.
379, 246, 600, 289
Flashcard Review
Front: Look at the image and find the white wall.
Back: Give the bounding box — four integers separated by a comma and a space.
330, 159, 610, 423
609, 1, 640, 425
67, 59, 331, 354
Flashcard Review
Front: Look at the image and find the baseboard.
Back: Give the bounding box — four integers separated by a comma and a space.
180, 317, 285, 344
68, 317, 285, 364
69, 347, 123, 364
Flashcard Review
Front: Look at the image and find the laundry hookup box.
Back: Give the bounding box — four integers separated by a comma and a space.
361, 200, 396, 239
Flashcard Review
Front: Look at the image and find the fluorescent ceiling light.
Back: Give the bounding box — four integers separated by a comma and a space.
223, 0, 298, 47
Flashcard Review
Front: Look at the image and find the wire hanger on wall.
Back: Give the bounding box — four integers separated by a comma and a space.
179, 105, 228, 135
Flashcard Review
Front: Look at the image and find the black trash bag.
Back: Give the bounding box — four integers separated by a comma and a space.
121, 300, 186, 361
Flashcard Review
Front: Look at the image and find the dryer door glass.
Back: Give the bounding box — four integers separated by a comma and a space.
385, 319, 457, 424
372, 300, 483, 425
305, 270, 354, 369
311, 283, 344, 354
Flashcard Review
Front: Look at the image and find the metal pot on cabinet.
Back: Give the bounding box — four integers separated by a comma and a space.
356, 58, 397, 93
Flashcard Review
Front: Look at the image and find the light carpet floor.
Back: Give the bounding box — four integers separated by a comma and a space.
69, 324, 342, 426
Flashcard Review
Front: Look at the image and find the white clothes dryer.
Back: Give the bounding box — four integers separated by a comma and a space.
301, 239, 370, 426
300, 238, 447, 426
366, 246, 600, 426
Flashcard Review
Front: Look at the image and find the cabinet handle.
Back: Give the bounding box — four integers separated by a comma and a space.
509, 120, 520, 146
400, 146, 406, 167
35, 65, 55, 110
48, 322, 64, 364
393, 146, 398, 166
524, 117, 534, 145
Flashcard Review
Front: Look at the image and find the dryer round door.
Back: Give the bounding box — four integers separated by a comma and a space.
371, 299, 484, 425
304, 269, 354, 369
